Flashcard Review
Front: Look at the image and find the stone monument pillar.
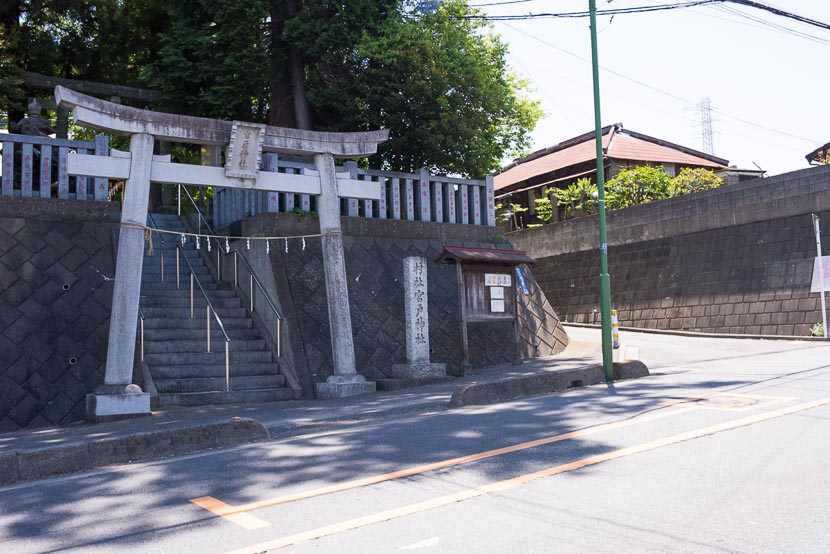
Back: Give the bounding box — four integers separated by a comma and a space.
313, 152, 377, 399
391, 257, 446, 379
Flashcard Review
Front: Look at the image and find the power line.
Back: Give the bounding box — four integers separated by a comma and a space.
712, 4, 830, 46
728, 0, 830, 32
462, 0, 830, 34
500, 22, 821, 144
459, 1, 723, 21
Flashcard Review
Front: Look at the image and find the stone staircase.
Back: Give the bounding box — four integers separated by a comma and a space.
140, 213, 293, 407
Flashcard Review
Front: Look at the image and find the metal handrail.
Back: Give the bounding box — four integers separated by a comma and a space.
146, 213, 166, 281
145, 212, 233, 391
138, 307, 145, 362
179, 184, 224, 281
230, 249, 283, 357
174, 241, 232, 390
178, 184, 284, 357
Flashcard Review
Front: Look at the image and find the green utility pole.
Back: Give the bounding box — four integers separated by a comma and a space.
589, 0, 614, 381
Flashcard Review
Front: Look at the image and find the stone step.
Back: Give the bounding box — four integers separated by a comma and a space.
155, 374, 285, 394
140, 296, 242, 309
151, 362, 279, 380
140, 287, 236, 298
141, 281, 220, 291
143, 327, 260, 341
143, 246, 202, 257
140, 306, 248, 319
144, 350, 272, 365
148, 215, 186, 225
142, 266, 211, 278
143, 317, 252, 330
158, 388, 294, 407
144, 338, 266, 354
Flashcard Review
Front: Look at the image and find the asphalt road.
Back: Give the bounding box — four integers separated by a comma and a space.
2, 327, 829, 553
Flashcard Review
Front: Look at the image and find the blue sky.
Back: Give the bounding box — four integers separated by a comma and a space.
477, 0, 827, 175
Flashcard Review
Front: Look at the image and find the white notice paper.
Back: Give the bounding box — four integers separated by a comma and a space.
491, 286, 504, 299
810, 256, 830, 293
491, 299, 505, 313
484, 273, 499, 286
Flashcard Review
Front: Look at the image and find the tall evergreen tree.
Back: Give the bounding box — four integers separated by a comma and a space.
5, 0, 542, 177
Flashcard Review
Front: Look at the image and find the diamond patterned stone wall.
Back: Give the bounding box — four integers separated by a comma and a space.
244, 214, 569, 387
0, 198, 119, 432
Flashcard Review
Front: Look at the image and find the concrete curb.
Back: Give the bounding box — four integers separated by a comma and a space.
564, 322, 829, 341
450, 361, 650, 407
0, 417, 268, 486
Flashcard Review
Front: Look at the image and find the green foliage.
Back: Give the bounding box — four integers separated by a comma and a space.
535, 167, 726, 224
495, 202, 528, 230
348, 1, 542, 176
0, 39, 23, 116
669, 167, 724, 196
141, 0, 270, 121
605, 166, 672, 210
4, 0, 541, 178
533, 196, 554, 224
491, 233, 506, 244
810, 322, 825, 337
551, 178, 597, 219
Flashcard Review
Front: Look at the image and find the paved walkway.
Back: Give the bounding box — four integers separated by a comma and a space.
0, 335, 648, 486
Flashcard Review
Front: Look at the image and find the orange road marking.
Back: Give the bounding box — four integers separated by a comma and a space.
225, 397, 830, 554
193, 405, 696, 526
190, 496, 270, 530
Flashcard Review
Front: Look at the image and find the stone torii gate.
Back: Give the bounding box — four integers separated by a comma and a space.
54, 86, 389, 420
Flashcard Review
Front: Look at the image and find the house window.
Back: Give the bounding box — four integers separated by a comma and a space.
662, 164, 676, 177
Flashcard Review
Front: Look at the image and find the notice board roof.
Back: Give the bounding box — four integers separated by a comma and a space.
435, 246, 536, 266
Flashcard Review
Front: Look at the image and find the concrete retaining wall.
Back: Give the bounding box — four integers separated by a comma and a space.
0, 197, 119, 431
243, 214, 569, 392
510, 164, 830, 336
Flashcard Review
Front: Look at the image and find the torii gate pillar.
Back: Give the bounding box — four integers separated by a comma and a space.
314, 153, 374, 398
56, 86, 388, 419
86, 132, 153, 421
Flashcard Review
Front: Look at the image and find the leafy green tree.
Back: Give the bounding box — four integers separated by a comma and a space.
6, 0, 541, 177
669, 167, 724, 196
350, 1, 542, 176
551, 178, 597, 219
144, 0, 539, 176
533, 195, 554, 224
605, 166, 672, 210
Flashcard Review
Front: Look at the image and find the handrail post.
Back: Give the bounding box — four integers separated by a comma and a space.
177, 184, 181, 216
140, 316, 145, 362
225, 342, 230, 392
176, 247, 180, 289
276, 319, 281, 359
216, 245, 221, 283
206, 306, 211, 353
234, 252, 238, 288
250, 274, 254, 312
160, 245, 164, 282
190, 273, 194, 319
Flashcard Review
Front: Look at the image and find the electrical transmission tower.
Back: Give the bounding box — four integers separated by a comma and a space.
698, 97, 715, 155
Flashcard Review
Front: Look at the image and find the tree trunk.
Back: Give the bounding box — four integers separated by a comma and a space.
269, 0, 312, 130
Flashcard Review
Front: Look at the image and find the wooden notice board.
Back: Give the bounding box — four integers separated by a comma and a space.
463, 266, 516, 321
434, 246, 537, 371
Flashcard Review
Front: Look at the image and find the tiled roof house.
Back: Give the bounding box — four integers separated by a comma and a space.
495, 123, 734, 225
806, 141, 830, 165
